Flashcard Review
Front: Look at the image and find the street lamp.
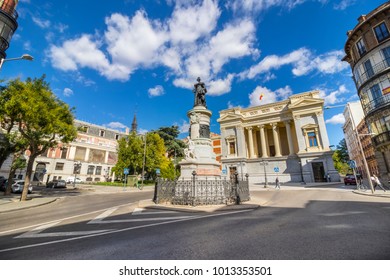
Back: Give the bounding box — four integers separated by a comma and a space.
346, 103, 375, 194
0, 53, 33, 70
141, 133, 147, 188
298, 159, 305, 184
259, 160, 268, 188
73, 161, 81, 189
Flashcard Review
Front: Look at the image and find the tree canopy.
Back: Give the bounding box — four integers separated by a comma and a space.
0, 76, 77, 200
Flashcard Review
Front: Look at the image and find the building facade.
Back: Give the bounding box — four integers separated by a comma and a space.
218, 91, 339, 184
0, 120, 127, 184
343, 101, 379, 177
343, 2, 390, 183
0, 0, 19, 59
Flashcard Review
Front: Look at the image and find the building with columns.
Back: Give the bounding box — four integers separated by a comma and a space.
218, 90, 340, 184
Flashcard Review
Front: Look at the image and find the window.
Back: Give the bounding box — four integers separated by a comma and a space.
229, 142, 236, 155
61, 147, 68, 159
308, 132, 318, 147
364, 59, 374, 79
55, 162, 64, 170
95, 166, 102, 175
382, 46, 390, 67
115, 134, 119, 140
370, 84, 382, 105
99, 130, 105, 137
87, 165, 95, 175
356, 39, 366, 56
374, 22, 390, 43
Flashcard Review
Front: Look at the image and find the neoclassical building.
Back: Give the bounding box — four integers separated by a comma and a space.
218, 90, 339, 184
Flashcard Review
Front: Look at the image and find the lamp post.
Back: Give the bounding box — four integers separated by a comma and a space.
73, 161, 81, 189
346, 103, 375, 194
141, 133, 147, 188
260, 160, 268, 188
0, 53, 33, 70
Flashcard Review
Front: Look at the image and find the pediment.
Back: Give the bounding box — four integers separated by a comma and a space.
301, 123, 319, 130
218, 113, 243, 122
288, 98, 324, 109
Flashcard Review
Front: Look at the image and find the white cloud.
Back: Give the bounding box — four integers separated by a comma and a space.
168, 0, 220, 44
326, 113, 345, 125
63, 88, 74, 97
32, 16, 50, 29
207, 74, 234, 96
176, 120, 190, 134
104, 122, 127, 130
248, 85, 293, 107
318, 85, 348, 105
243, 48, 349, 79
148, 85, 165, 97
333, 0, 356, 10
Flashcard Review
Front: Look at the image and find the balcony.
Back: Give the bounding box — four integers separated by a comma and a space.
354, 57, 390, 89
0, 5, 18, 21
372, 130, 390, 148
361, 93, 390, 115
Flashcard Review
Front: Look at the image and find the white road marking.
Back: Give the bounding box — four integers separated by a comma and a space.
320, 211, 366, 217
0, 209, 253, 253
0, 202, 136, 236
15, 221, 111, 238
132, 207, 182, 215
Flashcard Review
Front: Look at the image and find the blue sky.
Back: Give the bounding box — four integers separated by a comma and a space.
1, 0, 386, 146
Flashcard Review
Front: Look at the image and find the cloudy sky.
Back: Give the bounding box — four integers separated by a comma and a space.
2, 0, 385, 145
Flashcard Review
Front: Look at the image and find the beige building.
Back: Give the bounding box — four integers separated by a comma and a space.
0, 120, 127, 184
218, 90, 339, 183
343, 2, 390, 184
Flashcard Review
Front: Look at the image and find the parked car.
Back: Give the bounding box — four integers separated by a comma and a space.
46, 179, 67, 188
344, 174, 357, 185
11, 180, 33, 194
0, 178, 7, 192
66, 177, 83, 184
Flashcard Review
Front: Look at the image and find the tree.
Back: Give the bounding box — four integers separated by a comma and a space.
112, 132, 143, 178
333, 139, 351, 175
1, 76, 77, 201
153, 126, 186, 158
336, 138, 350, 163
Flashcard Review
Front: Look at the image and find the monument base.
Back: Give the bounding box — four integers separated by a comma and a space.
179, 160, 221, 179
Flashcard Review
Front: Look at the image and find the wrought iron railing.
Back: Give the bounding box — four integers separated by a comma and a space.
154, 174, 250, 206
362, 94, 390, 115
355, 58, 390, 89
373, 131, 390, 147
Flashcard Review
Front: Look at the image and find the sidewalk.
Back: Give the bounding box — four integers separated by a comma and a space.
0, 182, 388, 213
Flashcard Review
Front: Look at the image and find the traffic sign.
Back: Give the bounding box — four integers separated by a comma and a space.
124, 168, 129, 175
348, 160, 356, 169
274, 167, 279, 172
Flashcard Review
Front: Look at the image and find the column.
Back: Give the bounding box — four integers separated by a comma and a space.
259, 125, 268, 158
247, 127, 255, 158
272, 123, 281, 157
236, 126, 246, 158
314, 127, 322, 150
284, 120, 294, 155
293, 116, 306, 152
221, 128, 228, 158
85, 148, 90, 162
316, 112, 330, 150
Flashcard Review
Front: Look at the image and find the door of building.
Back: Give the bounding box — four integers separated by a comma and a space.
312, 162, 325, 182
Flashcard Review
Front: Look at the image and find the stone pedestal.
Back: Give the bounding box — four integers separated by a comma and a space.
179, 105, 221, 178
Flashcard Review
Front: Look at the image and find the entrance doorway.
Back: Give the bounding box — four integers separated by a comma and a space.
312, 162, 325, 182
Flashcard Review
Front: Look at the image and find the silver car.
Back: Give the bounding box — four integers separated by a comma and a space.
11, 180, 33, 194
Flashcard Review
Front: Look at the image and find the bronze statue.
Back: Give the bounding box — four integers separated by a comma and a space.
193, 77, 207, 107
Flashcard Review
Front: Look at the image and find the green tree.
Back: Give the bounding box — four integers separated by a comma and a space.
1, 76, 77, 201
112, 132, 143, 178
333, 139, 351, 175
153, 126, 186, 158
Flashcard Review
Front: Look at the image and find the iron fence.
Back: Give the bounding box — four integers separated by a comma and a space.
153, 173, 250, 206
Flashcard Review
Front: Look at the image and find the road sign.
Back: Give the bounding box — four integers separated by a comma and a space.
348, 160, 356, 169
156, 168, 161, 175
124, 168, 129, 175
274, 167, 279, 173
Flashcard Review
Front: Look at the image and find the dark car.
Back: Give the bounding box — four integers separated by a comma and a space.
46, 179, 67, 188
344, 174, 357, 185
0, 177, 7, 192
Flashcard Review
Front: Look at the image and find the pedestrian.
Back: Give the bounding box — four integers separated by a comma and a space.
327, 173, 331, 182
372, 174, 385, 192
275, 177, 280, 190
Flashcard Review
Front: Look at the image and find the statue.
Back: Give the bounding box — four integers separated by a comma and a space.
193, 77, 207, 107
184, 136, 196, 160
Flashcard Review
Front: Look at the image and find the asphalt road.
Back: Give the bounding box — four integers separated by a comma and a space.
1, 187, 389, 259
